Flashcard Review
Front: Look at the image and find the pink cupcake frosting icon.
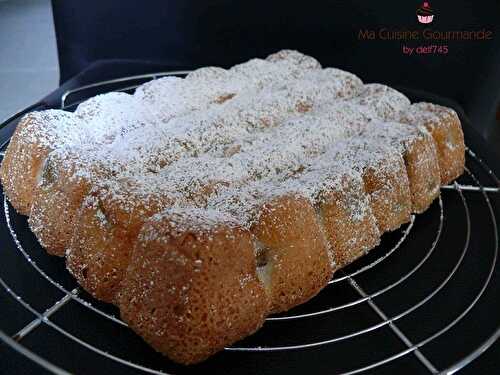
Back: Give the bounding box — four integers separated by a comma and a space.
416, 2, 434, 24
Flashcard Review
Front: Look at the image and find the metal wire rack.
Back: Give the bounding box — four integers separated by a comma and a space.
0, 71, 499, 375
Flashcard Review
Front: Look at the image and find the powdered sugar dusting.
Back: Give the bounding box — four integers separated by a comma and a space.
25, 50, 438, 233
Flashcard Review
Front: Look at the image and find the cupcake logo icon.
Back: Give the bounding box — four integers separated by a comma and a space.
416, 2, 434, 24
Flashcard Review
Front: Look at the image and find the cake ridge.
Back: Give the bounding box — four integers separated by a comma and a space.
70, 86, 419, 230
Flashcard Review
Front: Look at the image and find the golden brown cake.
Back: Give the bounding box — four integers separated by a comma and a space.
0, 50, 465, 364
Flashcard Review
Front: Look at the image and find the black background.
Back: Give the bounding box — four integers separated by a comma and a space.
51, 0, 500, 141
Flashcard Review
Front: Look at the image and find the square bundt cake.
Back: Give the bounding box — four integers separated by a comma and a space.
0, 50, 464, 364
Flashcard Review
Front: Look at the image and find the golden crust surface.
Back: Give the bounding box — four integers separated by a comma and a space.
399, 102, 465, 184
318, 175, 380, 267
363, 152, 412, 233
1, 114, 55, 215
28, 153, 93, 256
403, 132, 441, 213
67, 189, 170, 302
251, 195, 333, 313
119, 220, 269, 364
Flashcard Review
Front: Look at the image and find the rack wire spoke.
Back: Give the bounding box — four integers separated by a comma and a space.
12, 288, 78, 341
346, 277, 438, 374
0, 329, 70, 375
0, 268, 170, 374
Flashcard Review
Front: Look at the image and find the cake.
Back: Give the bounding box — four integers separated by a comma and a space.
0, 50, 464, 364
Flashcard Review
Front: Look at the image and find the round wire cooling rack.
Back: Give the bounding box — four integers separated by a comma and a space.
0, 71, 499, 375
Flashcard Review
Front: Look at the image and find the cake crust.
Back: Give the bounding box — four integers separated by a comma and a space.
251, 194, 333, 313
119, 215, 269, 364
